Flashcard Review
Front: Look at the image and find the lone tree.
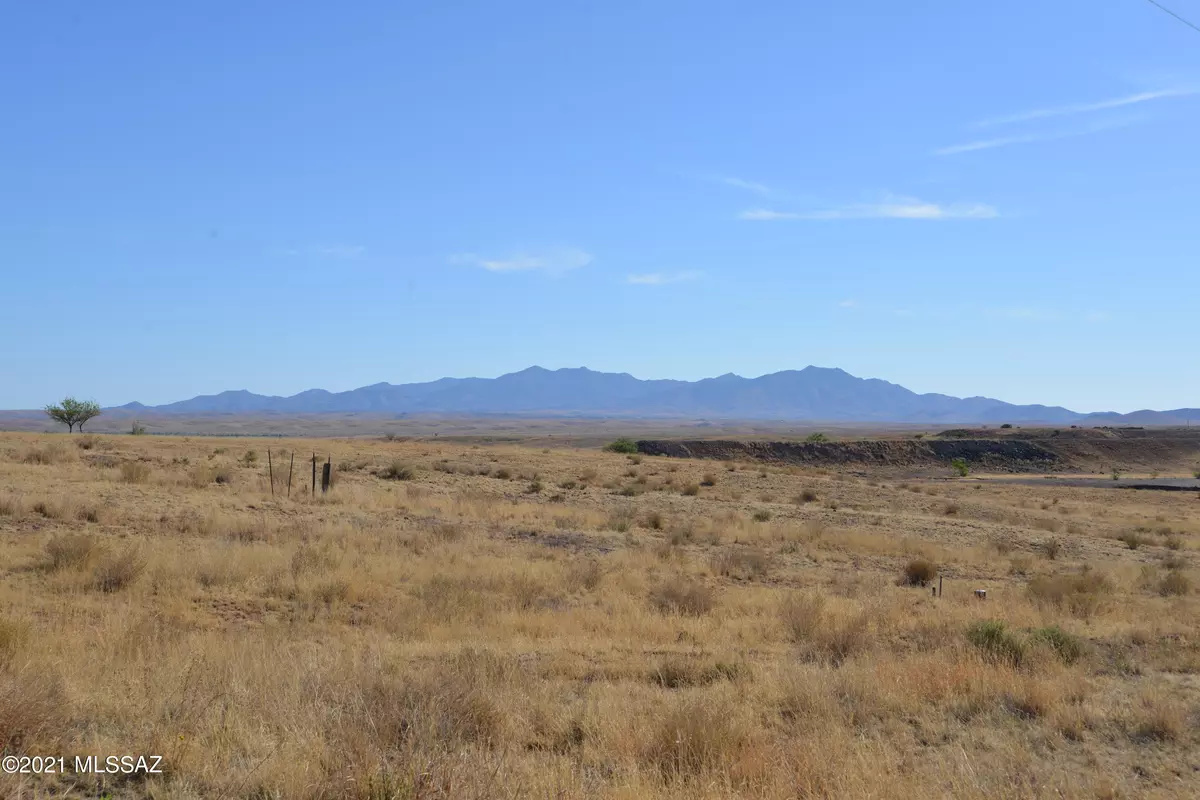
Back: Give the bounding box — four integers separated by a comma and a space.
44, 397, 102, 433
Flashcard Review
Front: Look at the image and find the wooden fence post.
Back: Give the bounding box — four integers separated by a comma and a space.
321, 458, 331, 494
312, 452, 316, 497
287, 451, 294, 498
267, 449, 274, 498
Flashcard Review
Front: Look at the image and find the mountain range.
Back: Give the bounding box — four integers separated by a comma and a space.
106, 366, 1199, 425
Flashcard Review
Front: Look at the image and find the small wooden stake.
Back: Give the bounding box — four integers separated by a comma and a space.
267, 449, 274, 497
287, 451, 294, 498
938, 575, 943, 598
312, 452, 316, 497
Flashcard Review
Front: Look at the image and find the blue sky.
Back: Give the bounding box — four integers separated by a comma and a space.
3, 1, 1198, 413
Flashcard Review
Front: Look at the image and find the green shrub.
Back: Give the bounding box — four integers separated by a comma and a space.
950, 457, 969, 478
1000, 423, 1013, 429
604, 438, 639, 454
967, 620, 1024, 667
1030, 626, 1083, 665
805, 432, 828, 443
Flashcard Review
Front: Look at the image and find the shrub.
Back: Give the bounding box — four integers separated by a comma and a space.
795, 489, 818, 504
493, 467, 512, 480
44, 534, 102, 571
950, 457, 969, 477
1193, 468, 1200, 480
526, 480, 543, 494
1028, 569, 1112, 618
643, 511, 665, 530
805, 432, 828, 443
91, 547, 147, 592
752, 509, 772, 522
119, 461, 152, 483
1000, 423, 1013, 429
700, 473, 717, 487
902, 558, 937, 587
242, 450, 259, 466
1117, 531, 1144, 550
711, 547, 771, 580
1159, 571, 1192, 597
76, 435, 97, 450
1041, 538, 1062, 560
1030, 626, 1083, 665
379, 461, 415, 481
130, 421, 146, 435
681, 484, 700, 497
642, 697, 746, 779
604, 438, 639, 454
966, 620, 1025, 667
779, 593, 869, 665
943, 503, 959, 516
649, 577, 715, 616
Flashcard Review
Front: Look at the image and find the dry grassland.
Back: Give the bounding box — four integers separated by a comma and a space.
1, 431, 1199, 799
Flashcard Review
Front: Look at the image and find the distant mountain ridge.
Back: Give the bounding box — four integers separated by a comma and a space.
99, 366, 1196, 424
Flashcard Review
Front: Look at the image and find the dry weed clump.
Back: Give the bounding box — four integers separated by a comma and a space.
779, 593, 871, 665
91, 546, 147, 592
901, 558, 937, 587
44, 533, 103, 571
119, 460, 152, 483
710, 546, 771, 580
650, 576, 715, 616
1027, 568, 1113, 618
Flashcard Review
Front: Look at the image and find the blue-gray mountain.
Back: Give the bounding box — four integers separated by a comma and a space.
109, 366, 1198, 424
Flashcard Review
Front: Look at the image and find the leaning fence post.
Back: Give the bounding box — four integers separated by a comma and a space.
938, 575, 943, 598
287, 451, 295, 498
312, 452, 316, 497
267, 448, 274, 497
321, 457, 331, 494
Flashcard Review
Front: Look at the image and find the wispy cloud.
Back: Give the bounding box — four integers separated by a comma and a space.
741, 196, 998, 221
717, 176, 770, 195
935, 117, 1144, 155
837, 299, 858, 308
274, 244, 366, 259
627, 270, 702, 285
450, 248, 593, 276
977, 88, 1195, 127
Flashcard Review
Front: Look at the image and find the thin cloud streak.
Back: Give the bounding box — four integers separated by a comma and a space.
936, 117, 1143, 155
450, 248, 593, 275
741, 197, 998, 220
978, 88, 1195, 127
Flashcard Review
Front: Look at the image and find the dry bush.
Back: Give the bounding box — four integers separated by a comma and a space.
91, 546, 147, 592
1028, 569, 1113, 618
700, 473, 717, 487
711, 546, 771, 581
779, 593, 870, 665
75, 435, 97, 450
0, 666, 70, 752
649, 657, 744, 688
119, 460, 152, 483
0, 495, 22, 518
650, 577, 715, 616
681, 484, 700, 497
642, 510, 665, 530
44, 533, 103, 571
0, 619, 29, 670
565, 559, 604, 593
1127, 690, 1186, 742
1040, 538, 1062, 560
1159, 570, 1192, 597
752, 509, 772, 522
901, 558, 937, 587
21, 443, 72, 465
795, 489, 818, 504
641, 696, 748, 780
379, 460, 416, 480
1117, 531, 1145, 550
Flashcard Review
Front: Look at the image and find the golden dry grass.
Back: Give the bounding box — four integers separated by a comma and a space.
1, 431, 1199, 798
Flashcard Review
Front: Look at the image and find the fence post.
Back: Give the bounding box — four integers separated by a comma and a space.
287, 451, 294, 498
321, 458, 331, 494
312, 452, 316, 497
267, 449, 274, 498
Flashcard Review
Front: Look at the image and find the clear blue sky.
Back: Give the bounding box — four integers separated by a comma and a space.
3, 1, 1197, 412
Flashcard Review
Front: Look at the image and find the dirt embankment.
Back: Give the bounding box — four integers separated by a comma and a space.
636, 428, 1200, 473
635, 439, 1061, 472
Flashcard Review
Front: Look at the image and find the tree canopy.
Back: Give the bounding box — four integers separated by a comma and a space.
45, 397, 102, 433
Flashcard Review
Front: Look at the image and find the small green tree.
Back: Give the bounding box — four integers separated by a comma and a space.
950, 457, 970, 478
604, 438, 639, 454
44, 397, 102, 433
805, 432, 829, 443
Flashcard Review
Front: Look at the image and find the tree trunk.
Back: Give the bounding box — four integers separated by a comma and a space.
68, 423, 74, 433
